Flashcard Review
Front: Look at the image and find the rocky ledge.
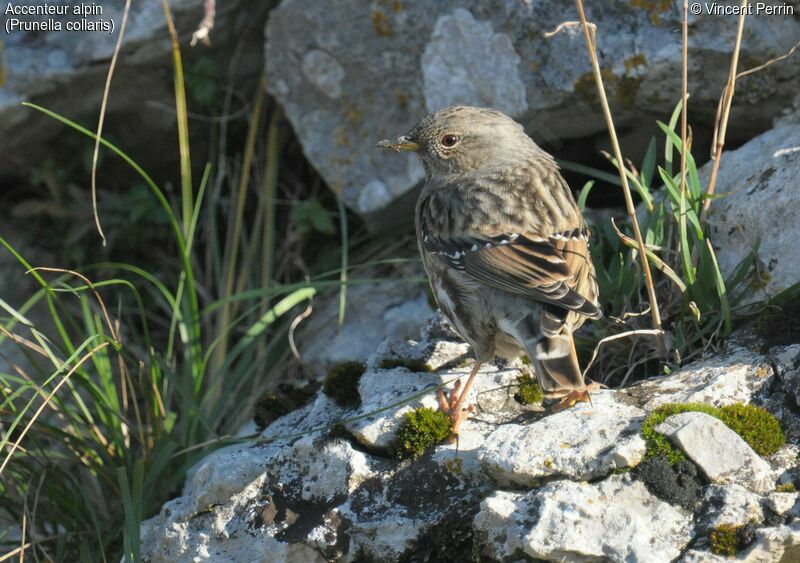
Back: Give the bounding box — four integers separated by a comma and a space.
140, 317, 800, 562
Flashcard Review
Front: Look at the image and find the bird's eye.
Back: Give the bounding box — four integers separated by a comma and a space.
441, 134, 459, 148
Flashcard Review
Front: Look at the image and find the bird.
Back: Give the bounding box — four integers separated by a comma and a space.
378, 106, 602, 438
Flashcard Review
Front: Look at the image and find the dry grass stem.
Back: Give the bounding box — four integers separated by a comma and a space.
0, 342, 110, 475
679, 2, 690, 276
700, 1, 748, 223
575, 0, 666, 357
737, 39, 800, 80
90, 0, 131, 247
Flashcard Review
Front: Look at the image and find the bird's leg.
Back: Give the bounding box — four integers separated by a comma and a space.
546, 380, 603, 414
437, 361, 482, 439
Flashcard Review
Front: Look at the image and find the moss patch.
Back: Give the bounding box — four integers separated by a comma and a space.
323, 361, 366, 408
709, 523, 756, 557
775, 482, 797, 493
393, 407, 452, 460
514, 373, 543, 405
379, 358, 433, 372
643, 402, 785, 463
756, 294, 800, 349
717, 403, 785, 457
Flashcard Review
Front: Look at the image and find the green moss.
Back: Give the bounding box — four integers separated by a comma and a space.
393, 407, 452, 460
514, 373, 543, 405
642, 402, 785, 464
323, 361, 366, 408
379, 358, 432, 372
756, 294, 800, 349
775, 482, 796, 493
717, 403, 785, 457
709, 524, 743, 557
642, 403, 719, 463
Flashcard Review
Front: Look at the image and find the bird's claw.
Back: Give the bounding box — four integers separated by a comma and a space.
545, 381, 602, 414
437, 379, 474, 441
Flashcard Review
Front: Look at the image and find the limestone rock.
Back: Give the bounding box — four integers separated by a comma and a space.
656, 412, 775, 494
264, 1, 800, 223
704, 123, 800, 302
480, 391, 646, 486
698, 484, 765, 531
633, 347, 774, 410
295, 272, 433, 379
474, 475, 694, 562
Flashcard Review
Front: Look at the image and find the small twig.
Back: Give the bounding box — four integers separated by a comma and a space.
575, 0, 666, 358
191, 0, 216, 46
90, 0, 131, 247
736, 39, 800, 81
543, 20, 591, 38
582, 329, 665, 378
700, 0, 748, 224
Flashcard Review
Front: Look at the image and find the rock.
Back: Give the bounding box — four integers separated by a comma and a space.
656, 412, 775, 494
294, 270, 433, 379
140, 437, 379, 562
684, 521, 800, 563
142, 320, 800, 561
346, 362, 523, 455
704, 123, 800, 303
698, 485, 764, 531
740, 521, 800, 563
1, 0, 267, 179
264, 1, 800, 223
765, 492, 799, 517
632, 346, 775, 410
474, 475, 694, 562
480, 391, 646, 486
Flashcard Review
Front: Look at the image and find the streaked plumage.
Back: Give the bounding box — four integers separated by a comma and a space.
380, 106, 602, 431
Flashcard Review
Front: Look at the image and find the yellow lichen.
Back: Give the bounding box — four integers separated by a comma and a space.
630, 0, 672, 25
371, 10, 395, 37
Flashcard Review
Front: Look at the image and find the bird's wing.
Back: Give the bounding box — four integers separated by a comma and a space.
421, 225, 601, 319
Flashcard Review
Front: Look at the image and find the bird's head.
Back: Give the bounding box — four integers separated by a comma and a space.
378, 106, 536, 177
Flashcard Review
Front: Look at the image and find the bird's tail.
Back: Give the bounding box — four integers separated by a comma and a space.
531, 333, 586, 398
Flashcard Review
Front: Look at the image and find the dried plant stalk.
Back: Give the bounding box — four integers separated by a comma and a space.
700, 0, 748, 224
574, 0, 666, 358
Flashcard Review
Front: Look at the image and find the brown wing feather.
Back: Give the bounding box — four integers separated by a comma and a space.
461, 231, 601, 319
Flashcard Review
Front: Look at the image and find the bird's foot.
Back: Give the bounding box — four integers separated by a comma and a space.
437, 379, 474, 442
545, 381, 603, 414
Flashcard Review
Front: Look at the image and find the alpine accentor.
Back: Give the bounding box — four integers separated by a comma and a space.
379, 106, 602, 436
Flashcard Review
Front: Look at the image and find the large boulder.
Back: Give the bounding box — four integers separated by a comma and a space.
264, 0, 800, 225
704, 123, 800, 303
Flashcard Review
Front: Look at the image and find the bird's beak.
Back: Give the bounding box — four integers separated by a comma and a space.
377, 135, 420, 152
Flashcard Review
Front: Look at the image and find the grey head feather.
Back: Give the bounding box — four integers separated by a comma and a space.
404, 106, 550, 179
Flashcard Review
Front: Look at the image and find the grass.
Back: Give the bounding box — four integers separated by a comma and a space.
0, 7, 394, 559
564, 0, 789, 386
